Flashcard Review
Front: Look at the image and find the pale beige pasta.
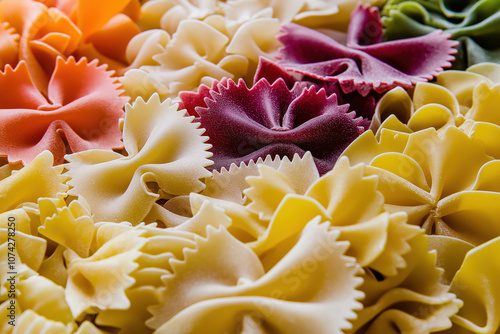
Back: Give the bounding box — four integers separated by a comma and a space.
121, 20, 248, 101
222, 0, 304, 24
65, 94, 212, 225
138, 0, 223, 34
124, 29, 171, 70
225, 17, 280, 64
223, 0, 377, 31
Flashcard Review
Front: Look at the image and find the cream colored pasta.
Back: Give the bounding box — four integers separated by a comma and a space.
138, 0, 223, 34
121, 20, 248, 101
65, 94, 212, 225
124, 29, 171, 71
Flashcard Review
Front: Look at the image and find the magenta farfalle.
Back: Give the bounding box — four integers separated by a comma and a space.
196, 78, 365, 174
278, 4, 458, 96
254, 57, 380, 120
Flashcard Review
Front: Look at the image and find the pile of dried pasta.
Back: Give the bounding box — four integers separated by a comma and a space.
1, 0, 500, 333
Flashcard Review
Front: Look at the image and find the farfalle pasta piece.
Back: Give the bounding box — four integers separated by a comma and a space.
0, 151, 67, 214
38, 245, 68, 287
0, 57, 127, 165
278, 4, 458, 96
65, 94, 212, 225
382, 0, 500, 69
94, 286, 159, 334
243, 152, 319, 220
0, 0, 141, 92
5, 310, 73, 333
121, 19, 248, 101
197, 78, 365, 174
64, 228, 146, 319
37, 197, 95, 257
148, 220, 364, 333
88, 228, 163, 334
293, 0, 379, 31
428, 63, 500, 158
342, 125, 500, 246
